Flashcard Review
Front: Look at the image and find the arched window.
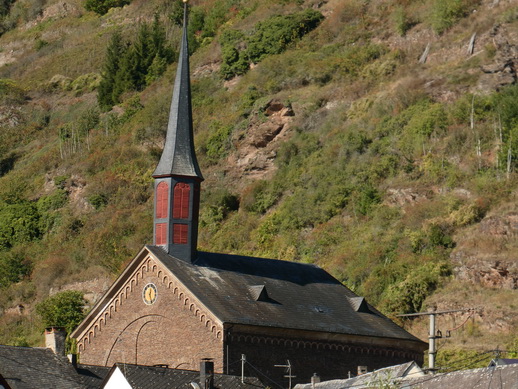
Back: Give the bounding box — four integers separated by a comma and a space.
155, 223, 167, 245
173, 183, 190, 219
156, 182, 169, 219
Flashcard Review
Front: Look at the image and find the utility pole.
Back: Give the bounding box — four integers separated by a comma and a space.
398, 308, 476, 372
241, 354, 246, 383
275, 360, 296, 389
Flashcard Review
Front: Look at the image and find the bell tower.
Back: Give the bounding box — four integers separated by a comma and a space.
152, 0, 203, 263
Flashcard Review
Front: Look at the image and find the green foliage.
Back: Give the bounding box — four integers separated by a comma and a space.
36, 291, 86, 333
220, 9, 324, 79
88, 193, 108, 210
354, 185, 381, 216
431, 0, 473, 34
0, 200, 41, 250
0, 249, 31, 288
381, 261, 451, 314
34, 39, 48, 51
0, 0, 15, 17
204, 122, 233, 162
0, 79, 26, 105
84, 0, 130, 15
242, 180, 281, 214
98, 18, 174, 110
392, 6, 412, 36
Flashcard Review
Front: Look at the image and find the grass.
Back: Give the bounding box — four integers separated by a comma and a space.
0, 0, 517, 361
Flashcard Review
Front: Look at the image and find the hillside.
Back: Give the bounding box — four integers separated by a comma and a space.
0, 0, 517, 370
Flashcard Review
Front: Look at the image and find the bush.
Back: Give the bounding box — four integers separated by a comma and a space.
84, 0, 130, 15
36, 291, 86, 334
0, 201, 41, 250
204, 122, 233, 162
381, 261, 451, 314
220, 9, 324, 79
431, 0, 472, 34
0, 249, 31, 288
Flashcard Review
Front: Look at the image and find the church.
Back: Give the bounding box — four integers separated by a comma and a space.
71, 2, 426, 385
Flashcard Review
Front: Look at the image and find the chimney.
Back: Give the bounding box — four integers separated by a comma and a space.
311, 373, 321, 388
45, 327, 66, 355
357, 366, 368, 376
200, 359, 214, 389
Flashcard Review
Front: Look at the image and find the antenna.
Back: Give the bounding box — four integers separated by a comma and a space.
275, 360, 296, 389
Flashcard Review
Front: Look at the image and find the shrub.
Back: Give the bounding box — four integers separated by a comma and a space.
220, 9, 324, 79
0, 201, 41, 250
88, 193, 108, 210
204, 122, 233, 162
431, 0, 472, 34
393, 6, 411, 36
36, 291, 86, 334
0, 249, 31, 288
381, 261, 451, 314
84, 0, 130, 15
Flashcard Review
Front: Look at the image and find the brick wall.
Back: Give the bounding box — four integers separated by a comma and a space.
77, 256, 224, 371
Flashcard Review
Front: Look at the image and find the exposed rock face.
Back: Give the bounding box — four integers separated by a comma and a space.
452, 213, 518, 289
230, 99, 295, 179
478, 24, 518, 93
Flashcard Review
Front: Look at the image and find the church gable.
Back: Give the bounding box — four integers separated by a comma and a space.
73, 247, 224, 370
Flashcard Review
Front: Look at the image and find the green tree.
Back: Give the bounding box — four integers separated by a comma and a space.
36, 291, 86, 334
98, 31, 128, 110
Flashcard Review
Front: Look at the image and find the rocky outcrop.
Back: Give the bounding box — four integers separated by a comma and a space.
451, 213, 518, 289
478, 24, 518, 93
230, 99, 295, 179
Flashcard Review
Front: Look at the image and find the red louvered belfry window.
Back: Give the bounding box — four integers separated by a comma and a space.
173, 224, 188, 244
173, 183, 190, 219
155, 223, 167, 245
156, 182, 169, 219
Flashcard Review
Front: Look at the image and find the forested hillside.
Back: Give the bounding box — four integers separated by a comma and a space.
0, 0, 517, 369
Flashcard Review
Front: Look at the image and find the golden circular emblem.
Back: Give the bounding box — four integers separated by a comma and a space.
143, 283, 157, 305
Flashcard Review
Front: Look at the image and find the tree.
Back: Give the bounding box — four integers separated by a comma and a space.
36, 291, 86, 334
98, 31, 127, 111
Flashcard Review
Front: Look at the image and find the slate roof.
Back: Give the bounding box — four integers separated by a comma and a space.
0, 345, 85, 389
76, 364, 111, 389
147, 245, 424, 343
293, 361, 424, 389
102, 363, 263, 388
294, 363, 518, 389
406, 364, 518, 388
152, 2, 203, 180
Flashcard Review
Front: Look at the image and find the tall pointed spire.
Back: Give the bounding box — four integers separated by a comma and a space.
153, 0, 203, 179
152, 0, 203, 263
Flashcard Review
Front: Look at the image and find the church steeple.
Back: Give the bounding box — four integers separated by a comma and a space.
152, 0, 203, 263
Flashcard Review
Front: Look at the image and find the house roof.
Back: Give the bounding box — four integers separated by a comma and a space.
293, 361, 424, 389
101, 363, 263, 389
76, 364, 111, 389
0, 345, 85, 389
147, 245, 425, 344
406, 364, 518, 388
152, 2, 203, 180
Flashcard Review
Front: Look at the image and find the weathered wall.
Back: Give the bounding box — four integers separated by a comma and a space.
77, 255, 224, 371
